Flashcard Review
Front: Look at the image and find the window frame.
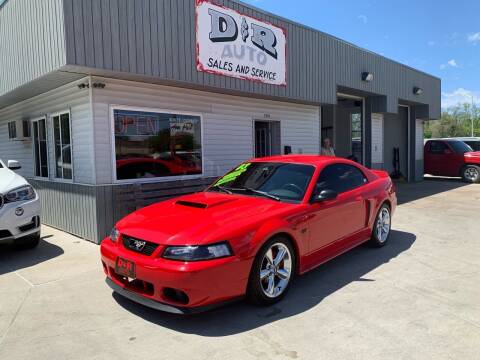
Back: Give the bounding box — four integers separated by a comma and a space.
7, 121, 17, 139
51, 110, 74, 182
110, 105, 205, 184
428, 140, 448, 155
31, 116, 50, 179
313, 163, 369, 198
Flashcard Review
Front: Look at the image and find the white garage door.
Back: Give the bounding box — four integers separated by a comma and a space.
372, 113, 384, 165
416, 119, 424, 160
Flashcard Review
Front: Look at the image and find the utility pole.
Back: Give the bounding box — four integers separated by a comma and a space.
472, 95, 475, 137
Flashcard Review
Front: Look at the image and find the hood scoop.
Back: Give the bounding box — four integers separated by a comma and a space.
175, 200, 208, 209
175, 196, 237, 209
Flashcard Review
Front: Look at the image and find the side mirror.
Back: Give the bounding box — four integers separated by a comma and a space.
7, 160, 21, 170
313, 189, 338, 203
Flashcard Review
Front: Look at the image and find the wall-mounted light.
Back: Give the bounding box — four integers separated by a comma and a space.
77, 83, 89, 89
362, 72, 374, 82
92, 82, 106, 89
413, 87, 423, 95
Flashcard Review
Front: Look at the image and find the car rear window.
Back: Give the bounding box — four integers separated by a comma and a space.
448, 141, 473, 154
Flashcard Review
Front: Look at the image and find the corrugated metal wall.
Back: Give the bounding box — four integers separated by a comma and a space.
29, 180, 98, 242
0, 0, 67, 97
62, 0, 441, 118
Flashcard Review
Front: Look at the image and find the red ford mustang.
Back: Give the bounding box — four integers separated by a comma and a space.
101, 155, 397, 314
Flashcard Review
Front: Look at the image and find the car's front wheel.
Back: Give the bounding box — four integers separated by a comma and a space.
462, 165, 480, 183
247, 237, 296, 306
370, 204, 391, 247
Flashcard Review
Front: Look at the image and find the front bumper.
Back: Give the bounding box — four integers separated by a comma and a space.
0, 196, 41, 243
100, 238, 252, 312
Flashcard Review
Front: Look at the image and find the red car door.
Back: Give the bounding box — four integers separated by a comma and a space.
307, 164, 368, 259
443, 141, 467, 176
425, 140, 465, 176
425, 140, 456, 176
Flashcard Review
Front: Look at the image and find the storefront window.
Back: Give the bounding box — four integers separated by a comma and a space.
114, 109, 202, 180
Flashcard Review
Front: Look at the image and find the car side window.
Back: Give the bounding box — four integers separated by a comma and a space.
429, 141, 448, 154
316, 164, 368, 195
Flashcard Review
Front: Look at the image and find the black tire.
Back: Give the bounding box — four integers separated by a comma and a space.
14, 232, 40, 250
369, 204, 391, 248
246, 236, 296, 306
461, 165, 480, 183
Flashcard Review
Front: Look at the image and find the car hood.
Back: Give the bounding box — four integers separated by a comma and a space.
0, 167, 28, 193
464, 151, 480, 162
116, 191, 294, 246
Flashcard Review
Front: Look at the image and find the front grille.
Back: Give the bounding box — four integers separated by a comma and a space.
18, 216, 40, 233
110, 268, 155, 296
122, 235, 159, 256
0, 230, 12, 239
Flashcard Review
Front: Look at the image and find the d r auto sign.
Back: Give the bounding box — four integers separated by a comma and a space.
196, 0, 287, 86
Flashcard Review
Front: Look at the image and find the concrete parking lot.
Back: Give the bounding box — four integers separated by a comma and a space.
0, 179, 479, 360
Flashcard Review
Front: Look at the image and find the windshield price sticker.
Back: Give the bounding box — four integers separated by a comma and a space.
215, 163, 252, 186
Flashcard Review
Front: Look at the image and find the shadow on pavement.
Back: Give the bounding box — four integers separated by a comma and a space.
396, 177, 469, 205
0, 236, 64, 275
113, 229, 415, 336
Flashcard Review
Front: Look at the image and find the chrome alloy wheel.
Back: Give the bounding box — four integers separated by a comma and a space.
259, 243, 292, 298
376, 207, 391, 243
464, 167, 479, 181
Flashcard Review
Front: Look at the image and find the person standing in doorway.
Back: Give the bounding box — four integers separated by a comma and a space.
321, 137, 336, 156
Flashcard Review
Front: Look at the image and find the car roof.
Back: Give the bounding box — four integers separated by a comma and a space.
249, 154, 358, 167
426, 138, 465, 142
427, 137, 480, 141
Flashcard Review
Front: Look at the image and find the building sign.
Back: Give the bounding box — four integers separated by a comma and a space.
196, 0, 287, 86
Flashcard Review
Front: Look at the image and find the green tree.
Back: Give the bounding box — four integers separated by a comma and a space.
425, 102, 480, 138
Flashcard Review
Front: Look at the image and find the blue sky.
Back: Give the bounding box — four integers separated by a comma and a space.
243, 0, 480, 108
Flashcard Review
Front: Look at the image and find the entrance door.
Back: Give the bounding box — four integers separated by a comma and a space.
334, 96, 364, 164
255, 121, 281, 158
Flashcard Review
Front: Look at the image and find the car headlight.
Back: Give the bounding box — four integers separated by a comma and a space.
162, 242, 233, 261
110, 228, 121, 243
5, 185, 36, 203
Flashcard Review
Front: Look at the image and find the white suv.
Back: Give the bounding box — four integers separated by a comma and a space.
0, 159, 41, 249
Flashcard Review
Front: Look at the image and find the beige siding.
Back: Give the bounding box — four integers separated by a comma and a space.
91, 77, 320, 184
0, 78, 95, 184
0, 0, 66, 97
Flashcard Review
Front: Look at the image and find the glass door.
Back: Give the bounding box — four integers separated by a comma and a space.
32, 118, 49, 178
254, 121, 281, 158
351, 110, 363, 164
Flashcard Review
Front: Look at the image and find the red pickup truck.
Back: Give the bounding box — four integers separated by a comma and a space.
424, 139, 480, 183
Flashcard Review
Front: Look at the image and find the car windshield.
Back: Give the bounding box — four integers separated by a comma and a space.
449, 141, 473, 154
208, 162, 315, 203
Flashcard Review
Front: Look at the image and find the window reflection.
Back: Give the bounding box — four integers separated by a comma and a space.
114, 109, 202, 180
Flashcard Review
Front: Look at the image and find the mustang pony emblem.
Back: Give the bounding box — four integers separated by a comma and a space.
132, 239, 146, 252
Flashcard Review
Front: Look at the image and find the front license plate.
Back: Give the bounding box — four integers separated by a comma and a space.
115, 257, 136, 278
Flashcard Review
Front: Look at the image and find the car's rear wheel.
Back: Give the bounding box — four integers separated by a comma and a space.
370, 204, 391, 247
14, 232, 40, 250
247, 236, 296, 306
462, 165, 480, 183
